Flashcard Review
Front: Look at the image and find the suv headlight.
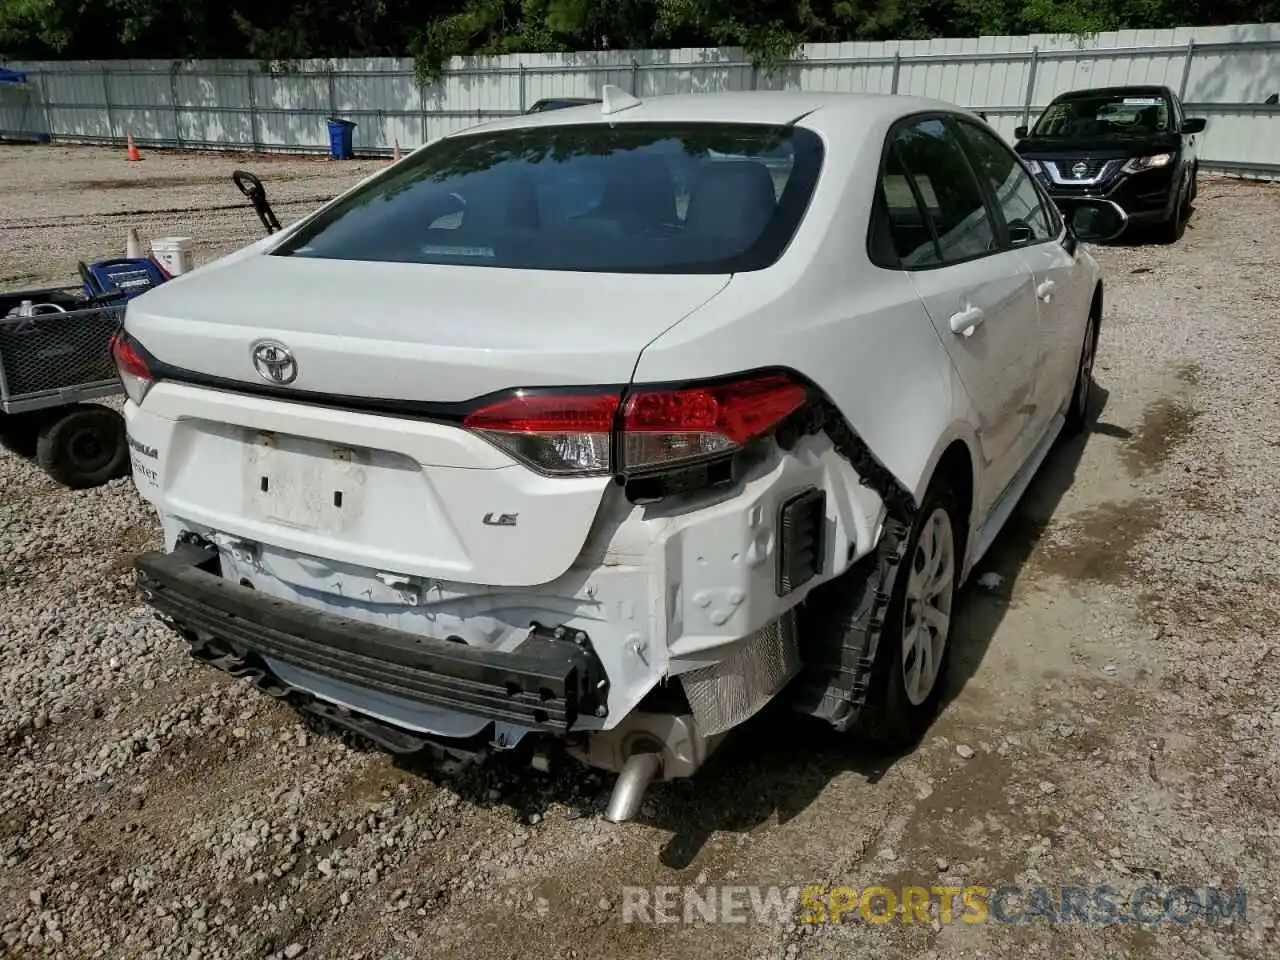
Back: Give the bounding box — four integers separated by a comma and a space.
1022, 158, 1050, 183
1122, 153, 1173, 174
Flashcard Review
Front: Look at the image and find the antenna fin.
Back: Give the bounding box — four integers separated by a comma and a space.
601, 84, 643, 116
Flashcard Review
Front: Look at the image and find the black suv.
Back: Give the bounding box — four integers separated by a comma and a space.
1014, 84, 1206, 241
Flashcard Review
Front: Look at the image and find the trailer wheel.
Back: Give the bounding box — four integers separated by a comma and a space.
36, 404, 129, 489
0, 412, 47, 460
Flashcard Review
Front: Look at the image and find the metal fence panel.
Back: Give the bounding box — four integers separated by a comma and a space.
2, 23, 1277, 178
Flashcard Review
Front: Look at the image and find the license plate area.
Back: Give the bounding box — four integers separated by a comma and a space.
244, 432, 367, 534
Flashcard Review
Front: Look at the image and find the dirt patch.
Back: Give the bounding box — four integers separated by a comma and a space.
103, 522, 162, 576
1030, 499, 1165, 585
72, 175, 234, 191
1123, 399, 1200, 475
1176, 363, 1203, 386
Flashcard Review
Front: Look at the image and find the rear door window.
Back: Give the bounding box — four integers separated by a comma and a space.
955, 119, 1056, 245
872, 117, 1000, 268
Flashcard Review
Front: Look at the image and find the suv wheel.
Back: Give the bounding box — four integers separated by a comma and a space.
1157, 178, 1189, 243
855, 476, 962, 748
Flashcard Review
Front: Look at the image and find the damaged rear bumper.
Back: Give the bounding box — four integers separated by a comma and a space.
135, 542, 611, 739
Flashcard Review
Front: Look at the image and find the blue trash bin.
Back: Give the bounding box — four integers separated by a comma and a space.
325, 117, 357, 159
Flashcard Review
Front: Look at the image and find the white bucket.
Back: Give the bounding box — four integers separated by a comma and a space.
151, 237, 195, 276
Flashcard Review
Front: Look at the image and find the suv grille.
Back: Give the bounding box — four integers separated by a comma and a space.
1050, 159, 1109, 180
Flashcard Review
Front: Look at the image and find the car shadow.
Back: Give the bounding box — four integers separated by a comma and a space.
940, 381, 1127, 708
367, 382, 1125, 868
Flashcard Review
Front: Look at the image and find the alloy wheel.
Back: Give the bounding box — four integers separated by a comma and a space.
902, 507, 956, 706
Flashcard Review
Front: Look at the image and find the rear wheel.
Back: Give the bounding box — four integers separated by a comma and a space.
855, 476, 962, 748
35, 404, 129, 489
1063, 313, 1098, 436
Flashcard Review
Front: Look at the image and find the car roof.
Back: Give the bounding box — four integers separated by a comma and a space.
452, 90, 974, 137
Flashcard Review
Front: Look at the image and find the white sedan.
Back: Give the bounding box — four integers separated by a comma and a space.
114, 86, 1125, 821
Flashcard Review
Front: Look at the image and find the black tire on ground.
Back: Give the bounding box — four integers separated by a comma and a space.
1156, 178, 1189, 244
1063, 312, 1099, 437
854, 475, 964, 750
0, 411, 48, 460
35, 404, 129, 489
1189, 163, 1198, 201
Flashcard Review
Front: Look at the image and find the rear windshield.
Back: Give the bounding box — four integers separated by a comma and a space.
273, 122, 824, 274
1032, 91, 1172, 138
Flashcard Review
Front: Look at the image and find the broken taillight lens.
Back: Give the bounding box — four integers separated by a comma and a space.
462, 373, 808, 482
462, 391, 620, 476
110, 330, 155, 405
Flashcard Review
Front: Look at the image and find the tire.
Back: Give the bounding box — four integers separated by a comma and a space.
854, 476, 963, 749
1062, 312, 1098, 437
1189, 163, 1198, 201
35, 404, 129, 489
1156, 178, 1189, 244
0, 411, 47, 460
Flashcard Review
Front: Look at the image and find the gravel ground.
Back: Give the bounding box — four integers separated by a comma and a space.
1, 145, 1278, 959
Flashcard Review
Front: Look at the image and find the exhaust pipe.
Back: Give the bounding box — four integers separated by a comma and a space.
604, 751, 662, 823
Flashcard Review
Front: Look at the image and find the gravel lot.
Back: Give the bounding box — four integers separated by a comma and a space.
1, 144, 1278, 960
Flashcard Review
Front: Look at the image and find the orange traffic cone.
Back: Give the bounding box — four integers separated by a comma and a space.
391, 139, 401, 163
125, 132, 141, 161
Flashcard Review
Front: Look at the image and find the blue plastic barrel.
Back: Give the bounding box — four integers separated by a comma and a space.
325, 117, 357, 159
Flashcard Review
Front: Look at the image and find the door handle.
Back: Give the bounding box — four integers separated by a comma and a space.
949, 305, 985, 337
1037, 280, 1056, 301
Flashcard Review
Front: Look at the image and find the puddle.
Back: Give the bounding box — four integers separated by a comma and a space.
1030, 499, 1165, 585
1123, 399, 1199, 476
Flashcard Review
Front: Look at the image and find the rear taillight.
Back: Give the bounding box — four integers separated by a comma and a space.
621, 374, 808, 474
462, 372, 809, 489
110, 330, 155, 405
462, 391, 619, 476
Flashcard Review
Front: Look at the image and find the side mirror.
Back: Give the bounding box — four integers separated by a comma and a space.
1182, 117, 1206, 134
1064, 199, 1128, 242
1007, 220, 1035, 245
1014, 125, 1029, 139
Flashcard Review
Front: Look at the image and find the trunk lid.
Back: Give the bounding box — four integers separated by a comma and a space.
127, 253, 731, 401
128, 254, 731, 587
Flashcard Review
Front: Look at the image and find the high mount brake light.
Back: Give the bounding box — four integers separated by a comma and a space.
110, 330, 155, 405
462, 374, 808, 481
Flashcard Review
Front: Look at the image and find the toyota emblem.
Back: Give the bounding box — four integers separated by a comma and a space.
252, 340, 298, 384
1071, 161, 1089, 178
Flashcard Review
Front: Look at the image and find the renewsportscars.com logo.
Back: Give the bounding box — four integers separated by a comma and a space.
619, 884, 1248, 926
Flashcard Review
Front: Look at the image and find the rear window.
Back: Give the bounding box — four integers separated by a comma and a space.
273, 122, 824, 274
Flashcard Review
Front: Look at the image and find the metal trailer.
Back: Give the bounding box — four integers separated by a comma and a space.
0, 286, 129, 488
